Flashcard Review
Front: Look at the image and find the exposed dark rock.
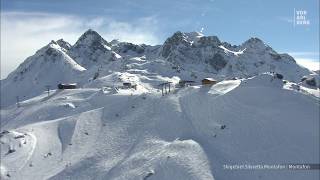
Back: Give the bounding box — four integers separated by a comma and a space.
209, 54, 227, 71
0, 130, 10, 138
275, 73, 283, 79
305, 77, 317, 87
57, 39, 72, 51
121, 43, 145, 54
270, 53, 281, 60
14, 134, 25, 139
198, 36, 221, 47
162, 31, 189, 58
7, 148, 16, 154
143, 172, 154, 180
279, 54, 296, 63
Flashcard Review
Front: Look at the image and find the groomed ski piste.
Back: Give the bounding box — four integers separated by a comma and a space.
1, 73, 319, 180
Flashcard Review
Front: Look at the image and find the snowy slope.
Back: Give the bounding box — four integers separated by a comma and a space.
1, 74, 319, 180
1, 30, 319, 180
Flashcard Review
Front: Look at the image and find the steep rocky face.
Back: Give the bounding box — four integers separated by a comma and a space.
208, 54, 227, 71
111, 42, 146, 55
301, 75, 320, 88
161, 31, 222, 58
161, 31, 193, 58
56, 39, 72, 51
160, 31, 231, 73
159, 31, 311, 80
109, 39, 163, 60
197, 36, 221, 47
68, 29, 122, 68
241, 37, 270, 51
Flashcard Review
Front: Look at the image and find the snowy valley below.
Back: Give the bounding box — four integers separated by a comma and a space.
0, 30, 319, 180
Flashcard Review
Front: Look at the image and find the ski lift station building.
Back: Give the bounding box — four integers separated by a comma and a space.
201, 78, 218, 85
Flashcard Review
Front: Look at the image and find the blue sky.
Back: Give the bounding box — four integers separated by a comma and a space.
1, 0, 319, 78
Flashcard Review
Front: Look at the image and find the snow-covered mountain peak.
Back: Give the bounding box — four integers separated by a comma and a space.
161, 31, 223, 58
241, 37, 273, 53
37, 40, 61, 51
243, 37, 265, 45
46, 41, 63, 52
74, 29, 109, 48
197, 35, 221, 47
161, 31, 192, 58
32, 40, 69, 61
184, 31, 204, 43
6, 40, 85, 81
1, 40, 86, 107
164, 31, 204, 46
110, 39, 121, 46
165, 31, 188, 44
69, 29, 121, 68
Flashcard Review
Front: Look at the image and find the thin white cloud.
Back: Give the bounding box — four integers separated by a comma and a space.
0, 11, 160, 79
287, 51, 319, 71
288, 52, 319, 57
295, 58, 320, 71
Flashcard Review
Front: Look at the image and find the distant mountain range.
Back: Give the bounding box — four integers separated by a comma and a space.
0, 29, 315, 107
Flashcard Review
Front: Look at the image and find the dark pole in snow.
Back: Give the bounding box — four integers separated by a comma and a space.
168, 82, 171, 93
164, 83, 166, 94
16, 96, 20, 108
45, 85, 50, 97
161, 85, 164, 96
